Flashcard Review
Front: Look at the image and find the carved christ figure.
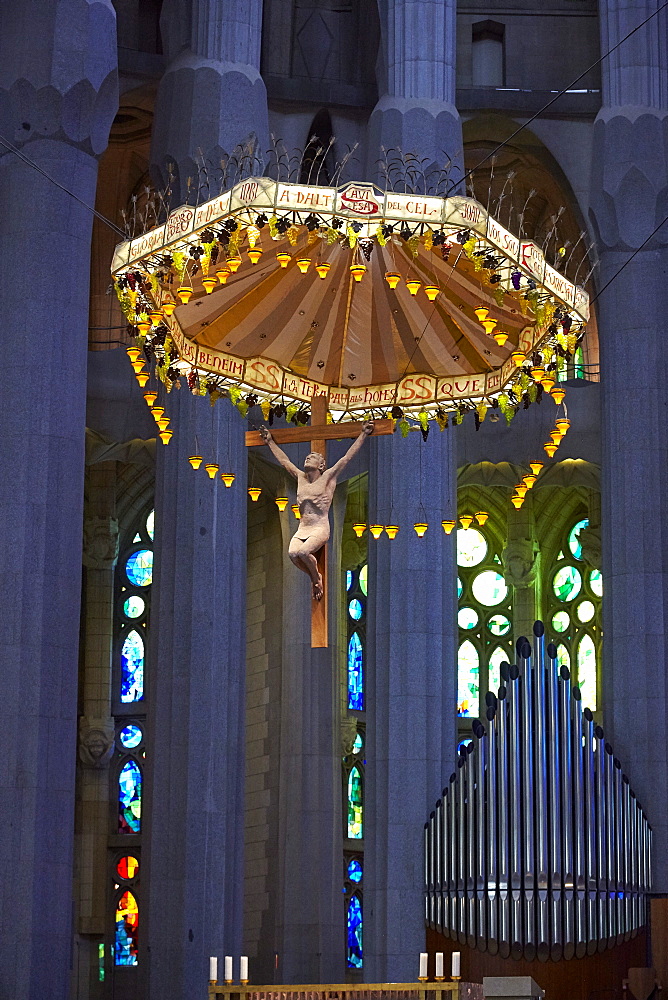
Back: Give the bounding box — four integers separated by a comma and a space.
259, 422, 374, 600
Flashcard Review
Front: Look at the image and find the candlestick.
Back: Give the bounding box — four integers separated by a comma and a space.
435, 952, 444, 980
451, 951, 461, 979
419, 952, 428, 980
225, 955, 233, 983
240, 955, 249, 984
209, 957, 218, 983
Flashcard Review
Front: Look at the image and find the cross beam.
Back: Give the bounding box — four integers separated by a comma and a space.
246, 400, 393, 647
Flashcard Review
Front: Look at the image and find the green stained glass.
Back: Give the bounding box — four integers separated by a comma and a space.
590, 569, 603, 597
553, 565, 581, 602
347, 766, 363, 838
568, 518, 589, 560
359, 564, 368, 596
98, 943, 105, 982
458, 606, 478, 630
456, 528, 487, 567
577, 600, 595, 623
457, 640, 479, 717
146, 509, 154, 540
126, 549, 153, 587
574, 345, 585, 379
552, 610, 570, 633
577, 633, 597, 710
471, 570, 507, 606
488, 614, 511, 636
118, 761, 142, 833
556, 643, 570, 670
488, 646, 507, 693
457, 577, 463, 599
123, 596, 145, 619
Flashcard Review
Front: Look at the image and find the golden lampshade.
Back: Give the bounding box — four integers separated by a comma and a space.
150, 406, 164, 421
369, 524, 384, 539
136, 319, 151, 337
514, 484, 528, 498
385, 525, 400, 539
221, 473, 235, 487
201, 276, 217, 294
529, 462, 544, 476
441, 519, 456, 534
555, 418, 571, 434
148, 310, 163, 325
216, 266, 230, 284
405, 278, 421, 296
296, 258, 311, 273
460, 515, 474, 529
315, 262, 331, 279
157, 416, 170, 431
551, 386, 566, 405
126, 347, 142, 363
248, 487, 262, 501
275, 497, 289, 511
385, 272, 401, 289
291, 504, 301, 519
131, 360, 145, 373
162, 298, 176, 316
474, 307, 489, 322
482, 319, 497, 336
350, 263, 366, 282
352, 523, 367, 537
550, 430, 562, 445
413, 522, 428, 537
159, 429, 173, 445
541, 375, 556, 392
544, 442, 558, 458
176, 286, 193, 304
424, 285, 440, 301
188, 455, 203, 470
475, 511, 489, 526
247, 248, 263, 265
226, 256, 242, 273
510, 496, 524, 509
493, 332, 509, 347
523, 475, 537, 488
143, 391, 158, 407
531, 367, 545, 382
511, 351, 526, 367
276, 252, 291, 268
136, 372, 150, 388
205, 463, 219, 479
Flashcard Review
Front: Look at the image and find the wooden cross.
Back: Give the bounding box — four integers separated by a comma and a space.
246, 395, 393, 648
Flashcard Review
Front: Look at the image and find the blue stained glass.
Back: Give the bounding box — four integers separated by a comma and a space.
347, 632, 364, 710
348, 859, 363, 883
349, 599, 363, 620
119, 724, 142, 749
568, 518, 589, 560
347, 766, 363, 838
347, 895, 363, 968
346, 570, 353, 591
115, 890, 139, 966
352, 732, 363, 754
119, 761, 142, 833
121, 630, 144, 703
126, 549, 153, 587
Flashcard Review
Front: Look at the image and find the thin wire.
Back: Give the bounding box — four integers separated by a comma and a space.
0, 131, 127, 238
589, 215, 668, 306
452, 0, 668, 193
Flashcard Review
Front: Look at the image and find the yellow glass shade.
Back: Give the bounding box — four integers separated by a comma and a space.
136, 372, 150, 387
205, 463, 219, 479
385, 272, 401, 289
148, 310, 162, 325
511, 351, 526, 367
162, 299, 176, 316
315, 262, 331, 279
188, 455, 203, 470
544, 442, 558, 458
550, 430, 562, 444
555, 418, 571, 434
514, 485, 528, 498
275, 497, 289, 511
150, 406, 164, 421
216, 266, 230, 284
176, 286, 193, 304
406, 279, 421, 296
131, 360, 145, 373
247, 248, 263, 264
136, 320, 151, 336
510, 496, 524, 509
143, 391, 158, 407
475, 511, 489, 525
126, 347, 141, 363
551, 386, 566, 405
531, 367, 545, 381
276, 252, 291, 268
441, 519, 456, 534
352, 523, 367, 537
474, 307, 489, 322
296, 258, 311, 273
227, 256, 242, 273
350, 263, 366, 282
291, 504, 301, 519
413, 522, 428, 537
541, 375, 556, 392
482, 319, 497, 335
201, 276, 217, 293
248, 487, 262, 501
221, 473, 235, 487
529, 462, 544, 476
369, 524, 384, 539
157, 416, 170, 430
523, 475, 537, 488
159, 429, 173, 445
460, 515, 473, 529
424, 285, 440, 301
385, 525, 400, 539
493, 332, 509, 347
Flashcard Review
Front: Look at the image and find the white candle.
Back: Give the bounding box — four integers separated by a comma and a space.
451, 952, 461, 978
419, 953, 428, 978
209, 957, 218, 982
240, 956, 249, 981
435, 953, 444, 978
225, 956, 233, 982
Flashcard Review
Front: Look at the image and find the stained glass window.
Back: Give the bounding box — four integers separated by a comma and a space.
347, 895, 363, 968
115, 891, 139, 966
349, 599, 363, 621
457, 528, 487, 567
120, 630, 144, 703
553, 565, 582, 602
119, 724, 142, 749
347, 767, 363, 838
346, 564, 367, 711
125, 549, 153, 587
119, 761, 142, 833
348, 633, 364, 711
348, 858, 363, 882
457, 640, 479, 717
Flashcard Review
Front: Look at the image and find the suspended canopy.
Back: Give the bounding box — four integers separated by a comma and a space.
111, 178, 589, 420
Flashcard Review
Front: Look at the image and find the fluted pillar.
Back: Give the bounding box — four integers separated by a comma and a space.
365, 430, 457, 980
368, 0, 463, 186
591, 0, 668, 890
0, 4, 117, 998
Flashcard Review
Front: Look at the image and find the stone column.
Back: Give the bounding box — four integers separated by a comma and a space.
145, 394, 247, 999
591, 0, 668, 890
0, 5, 117, 999
365, 429, 457, 981
368, 0, 463, 184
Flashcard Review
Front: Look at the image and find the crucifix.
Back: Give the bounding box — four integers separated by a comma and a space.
245, 395, 393, 648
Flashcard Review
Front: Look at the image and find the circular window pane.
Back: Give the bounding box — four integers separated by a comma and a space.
577, 600, 595, 623
457, 528, 488, 568
458, 607, 478, 630
352, 732, 364, 754
457, 577, 463, 599
553, 566, 581, 602
589, 569, 603, 597
146, 510, 154, 540
359, 564, 368, 597
349, 599, 363, 621
568, 518, 589, 560
119, 724, 142, 749
471, 570, 508, 606
552, 610, 570, 633
488, 614, 511, 636
117, 855, 139, 879
126, 549, 153, 587
348, 858, 363, 883
123, 596, 145, 619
